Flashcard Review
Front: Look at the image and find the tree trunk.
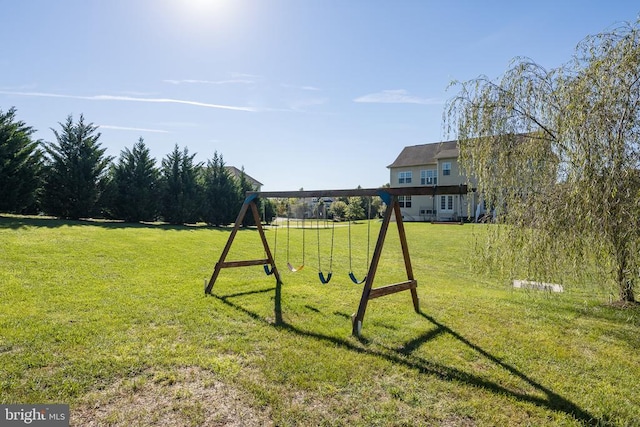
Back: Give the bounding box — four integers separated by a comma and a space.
619, 278, 636, 303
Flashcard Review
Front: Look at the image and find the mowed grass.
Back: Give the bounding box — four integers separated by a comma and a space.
1, 215, 639, 426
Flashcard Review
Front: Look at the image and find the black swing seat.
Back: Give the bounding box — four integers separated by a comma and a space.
318, 271, 332, 284
349, 272, 366, 284
263, 264, 274, 275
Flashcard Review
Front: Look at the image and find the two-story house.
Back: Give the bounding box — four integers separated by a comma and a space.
387, 140, 479, 222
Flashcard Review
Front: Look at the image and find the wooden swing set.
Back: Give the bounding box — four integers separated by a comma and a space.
205, 185, 469, 336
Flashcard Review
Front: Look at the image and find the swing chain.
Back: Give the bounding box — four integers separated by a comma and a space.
317, 199, 334, 284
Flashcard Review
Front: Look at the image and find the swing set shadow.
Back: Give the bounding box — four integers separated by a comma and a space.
206, 186, 472, 336
212, 283, 601, 426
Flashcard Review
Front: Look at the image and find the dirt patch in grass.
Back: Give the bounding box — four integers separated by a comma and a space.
72, 367, 273, 426
607, 300, 640, 309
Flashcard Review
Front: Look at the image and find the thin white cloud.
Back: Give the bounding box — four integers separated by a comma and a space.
99, 125, 169, 134
163, 78, 255, 85
281, 83, 321, 91
353, 89, 442, 105
0, 91, 257, 112
231, 72, 264, 80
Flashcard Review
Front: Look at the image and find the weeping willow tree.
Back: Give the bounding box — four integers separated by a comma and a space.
445, 20, 640, 303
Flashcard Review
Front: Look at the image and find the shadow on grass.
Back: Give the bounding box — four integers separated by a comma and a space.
0, 215, 244, 232
211, 281, 604, 426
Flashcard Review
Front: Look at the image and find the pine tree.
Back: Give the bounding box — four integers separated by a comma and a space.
41, 115, 112, 219
237, 167, 257, 227
109, 137, 159, 222
0, 107, 43, 214
200, 152, 239, 226
159, 145, 201, 224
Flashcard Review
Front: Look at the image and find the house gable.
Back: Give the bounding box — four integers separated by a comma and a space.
387, 140, 459, 169
225, 166, 263, 191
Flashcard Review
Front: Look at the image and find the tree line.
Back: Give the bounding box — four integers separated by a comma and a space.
0, 109, 274, 225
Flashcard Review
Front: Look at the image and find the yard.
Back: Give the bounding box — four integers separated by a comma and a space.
0, 215, 638, 426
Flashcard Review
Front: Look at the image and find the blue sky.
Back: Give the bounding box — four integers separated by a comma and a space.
1, 1, 638, 191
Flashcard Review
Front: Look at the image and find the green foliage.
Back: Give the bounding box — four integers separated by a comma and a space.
261, 198, 277, 224
345, 196, 365, 220
237, 167, 256, 227
0, 107, 42, 214
41, 114, 112, 219
200, 152, 239, 226
159, 145, 202, 224
446, 20, 640, 302
328, 200, 347, 219
370, 196, 385, 219
108, 138, 160, 222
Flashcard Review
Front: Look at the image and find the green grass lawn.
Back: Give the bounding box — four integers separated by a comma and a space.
1, 215, 639, 426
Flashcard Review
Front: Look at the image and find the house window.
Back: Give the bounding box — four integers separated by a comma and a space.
398, 171, 412, 184
420, 169, 437, 185
440, 195, 453, 211
399, 196, 412, 208
442, 162, 451, 176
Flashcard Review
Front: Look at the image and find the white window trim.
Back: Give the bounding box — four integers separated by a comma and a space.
420, 169, 437, 185
399, 195, 412, 208
398, 171, 412, 184
440, 195, 454, 212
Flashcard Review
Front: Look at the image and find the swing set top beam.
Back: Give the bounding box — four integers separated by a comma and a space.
246, 185, 472, 200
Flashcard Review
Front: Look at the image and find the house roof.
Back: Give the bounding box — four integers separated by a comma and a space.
387, 140, 459, 168
225, 166, 263, 188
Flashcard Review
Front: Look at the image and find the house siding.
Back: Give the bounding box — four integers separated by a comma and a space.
388, 141, 479, 222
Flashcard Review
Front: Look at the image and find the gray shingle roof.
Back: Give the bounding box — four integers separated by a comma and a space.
225, 166, 263, 188
387, 140, 459, 168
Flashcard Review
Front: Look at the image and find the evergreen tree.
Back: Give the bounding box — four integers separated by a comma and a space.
159, 144, 201, 224
0, 107, 43, 213
109, 137, 159, 222
200, 152, 238, 226
41, 115, 112, 219
237, 167, 257, 227
261, 198, 277, 224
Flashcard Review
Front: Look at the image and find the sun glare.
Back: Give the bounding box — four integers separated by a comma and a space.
171, 0, 233, 22
160, 0, 241, 40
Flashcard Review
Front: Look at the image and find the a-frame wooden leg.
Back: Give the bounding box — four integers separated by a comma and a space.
394, 202, 419, 312
205, 197, 281, 295
205, 200, 251, 294
352, 198, 395, 336
351, 196, 419, 336
249, 200, 281, 285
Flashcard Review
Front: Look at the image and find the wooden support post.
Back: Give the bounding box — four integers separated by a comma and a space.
352, 197, 395, 336
394, 201, 420, 312
250, 199, 281, 285
351, 194, 420, 336
205, 200, 250, 294
205, 196, 280, 295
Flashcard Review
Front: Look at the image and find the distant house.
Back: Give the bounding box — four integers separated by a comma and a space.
225, 166, 263, 191
387, 140, 481, 222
